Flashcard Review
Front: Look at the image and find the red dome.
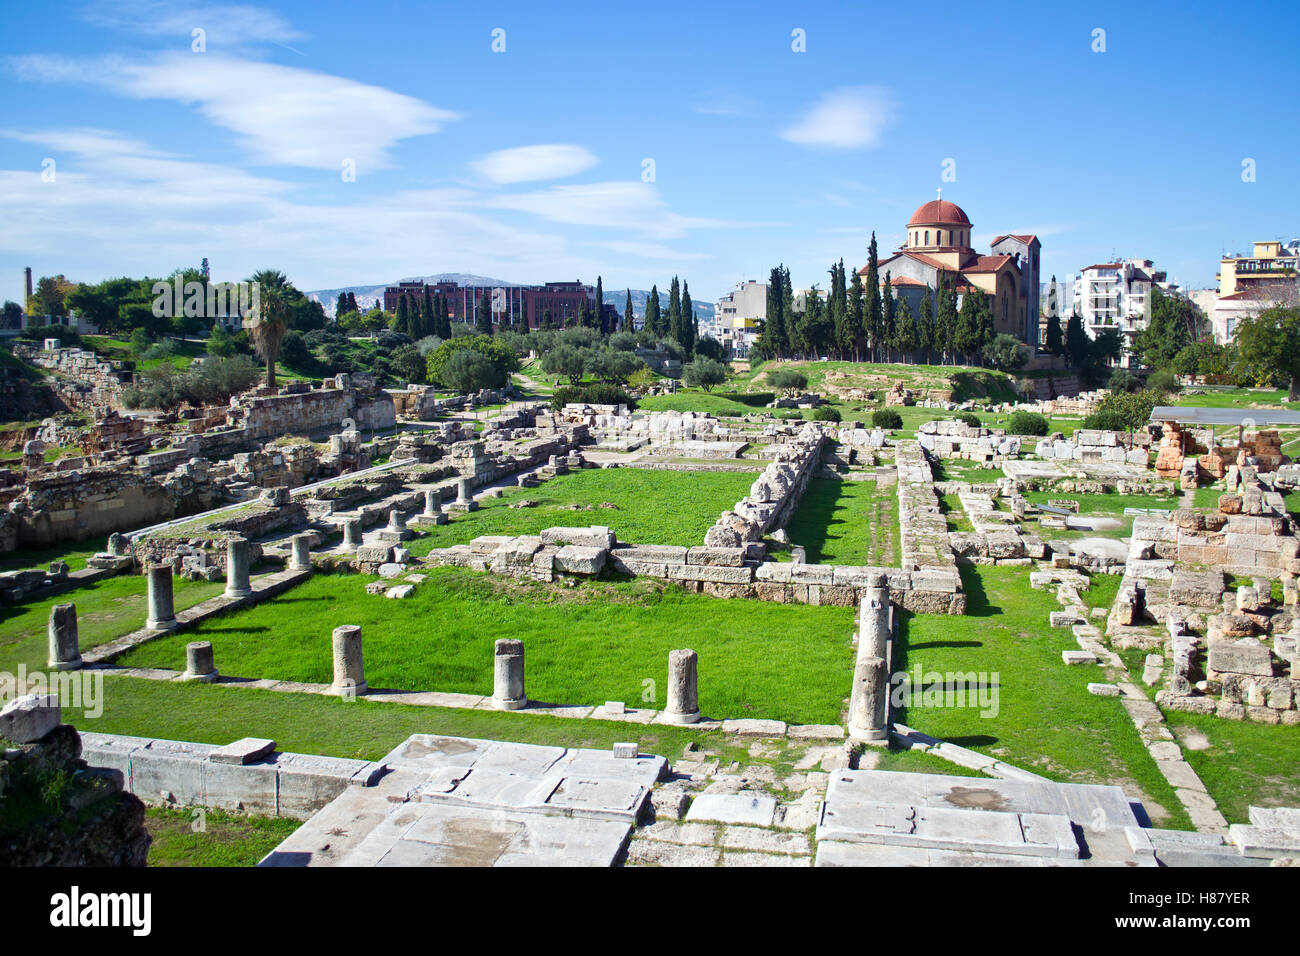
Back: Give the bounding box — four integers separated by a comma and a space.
907, 199, 970, 227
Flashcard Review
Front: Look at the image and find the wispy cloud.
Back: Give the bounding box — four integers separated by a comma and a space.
470, 144, 597, 184
488, 181, 736, 239
780, 86, 896, 150
80, 1, 307, 49
692, 90, 758, 117
12, 52, 456, 169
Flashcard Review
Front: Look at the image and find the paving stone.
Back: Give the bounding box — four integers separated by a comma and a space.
719, 826, 811, 855
1175, 788, 1218, 810
686, 792, 777, 826
625, 840, 720, 867
1087, 683, 1121, 697
719, 850, 810, 867
636, 820, 718, 845
721, 718, 787, 737
1156, 759, 1208, 792
1062, 650, 1097, 666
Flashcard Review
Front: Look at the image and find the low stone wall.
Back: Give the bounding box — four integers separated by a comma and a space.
703, 423, 824, 547
80, 731, 386, 820
918, 420, 1021, 462
13, 344, 131, 412
423, 527, 965, 613
895, 441, 958, 572
230, 380, 396, 440
1032, 428, 1151, 467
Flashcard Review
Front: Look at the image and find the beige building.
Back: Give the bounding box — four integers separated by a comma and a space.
713, 279, 767, 358
1211, 240, 1299, 343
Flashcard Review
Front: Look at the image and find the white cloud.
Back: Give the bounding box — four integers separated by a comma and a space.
80, 1, 307, 48
489, 181, 736, 240
780, 86, 895, 150
470, 144, 597, 184
12, 52, 456, 169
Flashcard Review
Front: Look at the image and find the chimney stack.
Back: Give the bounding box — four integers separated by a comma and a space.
24, 267, 33, 305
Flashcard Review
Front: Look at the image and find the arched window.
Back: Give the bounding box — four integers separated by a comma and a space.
924, 230, 929, 245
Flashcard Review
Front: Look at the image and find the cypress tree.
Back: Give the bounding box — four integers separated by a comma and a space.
848, 266, 865, 361
1066, 309, 1088, 369
937, 281, 958, 364
624, 289, 633, 331
594, 276, 604, 334
762, 265, 787, 358
476, 292, 493, 335
955, 289, 982, 364
667, 276, 682, 344
917, 286, 935, 364
829, 260, 849, 360
881, 272, 896, 363
864, 233, 881, 362
894, 295, 918, 360
680, 282, 694, 357
395, 294, 410, 335
645, 285, 661, 337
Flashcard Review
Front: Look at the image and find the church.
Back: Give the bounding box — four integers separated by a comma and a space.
861, 194, 1040, 345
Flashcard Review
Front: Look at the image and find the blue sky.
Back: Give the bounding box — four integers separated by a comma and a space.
1, 0, 1297, 306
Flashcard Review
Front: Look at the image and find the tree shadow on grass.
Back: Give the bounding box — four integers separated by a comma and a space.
945, 735, 999, 748
785, 479, 847, 564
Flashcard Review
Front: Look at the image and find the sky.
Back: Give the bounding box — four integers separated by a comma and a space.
1, 0, 1297, 307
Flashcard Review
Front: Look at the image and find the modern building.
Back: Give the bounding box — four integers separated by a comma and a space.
1070, 258, 1167, 367
713, 280, 767, 358
865, 195, 1041, 345
382, 279, 596, 330
1211, 240, 1299, 343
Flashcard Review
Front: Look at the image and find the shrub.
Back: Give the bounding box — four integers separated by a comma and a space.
121, 354, 260, 409
426, 335, 520, 387
627, 367, 657, 389
811, 405, 841, 422
683, 357, 728, 392
140, 339, 179, 362
1145, 367, 1178, 395
956, 412, 982, 429
768, 368, 809, 393
1080, 408, 1128, 432
440, 348, 498, 393
1107, 368, 1142, 393
278, 331, 314, 372
983, 334, 1029, 373
551, 383, 637, 410
1006, 410, 1049, 436
872, 409, 903, 430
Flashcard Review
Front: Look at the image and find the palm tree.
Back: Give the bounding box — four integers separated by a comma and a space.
245, 269, 291, 388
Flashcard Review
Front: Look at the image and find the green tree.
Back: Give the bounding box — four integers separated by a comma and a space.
541, 344, 590, 385
1065, 308, 1088, 370
1233, 306, 1300, 397
683, 356, 728, 392
624, 289, 633, 332
936, 282, 958, 364
645, 285, 661, 336
475, 292, 493, 335
864, 234, 881, 361
917, 286, 935, 364
847, 267, 865, 361
881, 272, 897, 362
440, 348, 499, 393
245, 274, 290, 388
954, 290, 982, 363
893, 296, 917, 360
984, 333, 1028, 373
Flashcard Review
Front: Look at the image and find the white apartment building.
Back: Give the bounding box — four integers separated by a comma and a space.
713, 279, 767, 358
1071, 258, 1167, 368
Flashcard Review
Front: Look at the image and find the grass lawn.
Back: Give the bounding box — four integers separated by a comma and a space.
1166, 712, 1300, 824
117, 568, 858, 725
1021, 490, 1181, 515
0, 535, 108, 574
896, 564, 1193, 828
146, 806, 299, 866
784, 477, 898, 566
932, 461, 1007, 484
638, 390, 789, 418
405, 467, 752, 554
0, 574, 228, 671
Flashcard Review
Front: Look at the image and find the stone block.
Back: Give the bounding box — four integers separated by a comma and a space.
208, 737, 276, 766
0, 694, 60, 743
1207, 639, 1274, 677
554, 545, 607, 576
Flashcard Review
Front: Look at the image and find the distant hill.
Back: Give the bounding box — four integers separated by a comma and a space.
307, 275, 714, 321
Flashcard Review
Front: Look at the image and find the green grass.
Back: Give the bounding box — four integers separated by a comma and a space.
784, 477, 898, 566
117, 568, 857, 725
1022, 490, 1181, 515
405, 467, 753, 554
1166, 712, 1300, 824
896, 564, 1193, 828
932, 461, 1007, 484
63, 671, 756, 763
145, 806, 300, 866
0, 536, 108, 574
638, 390, 788, 418
0, 574, 228, 670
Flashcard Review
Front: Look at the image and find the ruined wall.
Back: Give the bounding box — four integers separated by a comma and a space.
230, 381, 396, 441
12, 344, 130, 412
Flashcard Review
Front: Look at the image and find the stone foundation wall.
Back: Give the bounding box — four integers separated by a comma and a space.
423, 527, 965, 614
230, 383, 396, 440
703, 423, 823, 546
13, 344, 131, 412
896, 441, 958, 571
